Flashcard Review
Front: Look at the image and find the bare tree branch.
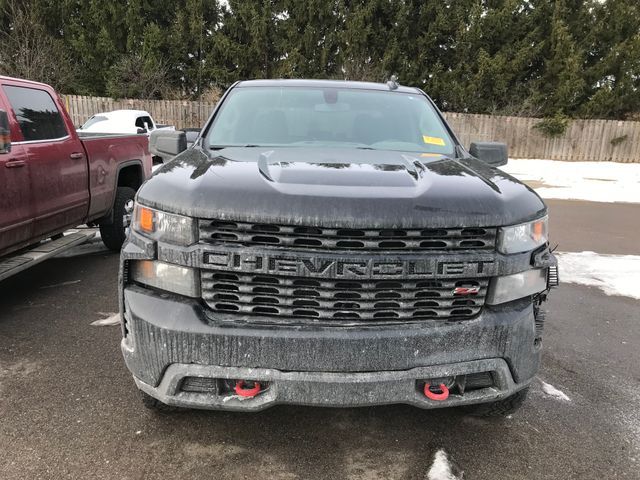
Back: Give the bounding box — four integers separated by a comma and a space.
0, 0, 74, 90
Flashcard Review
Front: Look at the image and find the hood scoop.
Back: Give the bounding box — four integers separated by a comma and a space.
256, 149, 426, 188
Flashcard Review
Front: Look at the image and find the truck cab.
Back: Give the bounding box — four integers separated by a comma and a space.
79, 110, 174, 136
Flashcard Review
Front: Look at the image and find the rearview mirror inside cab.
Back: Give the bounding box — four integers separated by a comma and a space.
150, 129, 187, 158
0, 110, 11, 154
469, 141, 508, 167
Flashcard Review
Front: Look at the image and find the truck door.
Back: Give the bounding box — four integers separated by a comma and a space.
2, 84, 89, 238
0, 94, 33, 254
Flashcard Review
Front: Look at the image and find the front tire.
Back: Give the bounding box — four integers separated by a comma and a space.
465, 387, 529, 417
100, 186, 135, 252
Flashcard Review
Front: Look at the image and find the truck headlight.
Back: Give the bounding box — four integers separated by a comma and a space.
131, 260, 200, 297
132, 204, 197, 246
486, 268, 547, 305
497, 216, 548, 254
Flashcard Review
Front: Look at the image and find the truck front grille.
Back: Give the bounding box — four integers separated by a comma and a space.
201, 271, 488, 324
199, 220, 497, 252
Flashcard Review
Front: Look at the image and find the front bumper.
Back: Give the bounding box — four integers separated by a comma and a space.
134, 359, 526, 411
121, 285, 541, 411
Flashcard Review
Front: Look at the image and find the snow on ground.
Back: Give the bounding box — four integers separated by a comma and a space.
540, 381, 571, 402
426, 450, 463, 480
557, 251, 640, 300
501, 161, 640, 299
501, 159, 640, 204
90, 312, 121, 326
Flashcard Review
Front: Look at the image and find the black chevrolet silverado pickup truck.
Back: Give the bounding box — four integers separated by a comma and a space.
120, 79, 557, 415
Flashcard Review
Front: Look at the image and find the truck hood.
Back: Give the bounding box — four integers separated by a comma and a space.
138, 147, 546, 228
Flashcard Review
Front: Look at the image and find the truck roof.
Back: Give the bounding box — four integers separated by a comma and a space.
235, 79, 422, 94
0, 75, 53, 89
89, 110, 151, 120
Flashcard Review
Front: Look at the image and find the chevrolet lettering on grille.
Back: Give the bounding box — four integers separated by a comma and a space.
203, 251, 496, 279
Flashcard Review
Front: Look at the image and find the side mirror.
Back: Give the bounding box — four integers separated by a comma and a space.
183, 129, 200, 147
469, 141, 508, 167
149, 129, 187, 160
136, 127, 147, 134
0, 110, 11, 154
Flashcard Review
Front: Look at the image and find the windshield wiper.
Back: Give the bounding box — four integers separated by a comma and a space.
209, 144, 265, 150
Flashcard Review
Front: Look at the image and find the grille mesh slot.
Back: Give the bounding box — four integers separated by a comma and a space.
202, 271, 488, 324
200, 220, 497, 251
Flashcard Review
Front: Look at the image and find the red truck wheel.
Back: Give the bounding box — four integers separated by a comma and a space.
100, 186, 136, 251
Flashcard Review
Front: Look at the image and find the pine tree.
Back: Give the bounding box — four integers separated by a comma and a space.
1, 0, 638, 119
166, 0, 223, 97
536, 0, 586, 116
211, 0, 285, 84
580, 0, 640, 119
337, 0, 398, 82
275, 0, 341, 78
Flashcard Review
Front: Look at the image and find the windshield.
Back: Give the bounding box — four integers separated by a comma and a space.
81, 115, 108, 129
206, 86, 455, 155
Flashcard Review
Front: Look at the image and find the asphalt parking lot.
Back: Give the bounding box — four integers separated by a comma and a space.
1, 198, 638, 480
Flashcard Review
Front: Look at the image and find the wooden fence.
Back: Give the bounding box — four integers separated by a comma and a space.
61, 95, 640, 162
61, 95, 217, 132
443, 112, 640, 163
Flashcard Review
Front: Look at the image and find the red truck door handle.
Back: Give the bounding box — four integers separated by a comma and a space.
69, 152, 84, 160
5, 160, 25, 168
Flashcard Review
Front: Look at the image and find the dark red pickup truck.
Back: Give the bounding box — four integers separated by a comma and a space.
0, 76, 152, 280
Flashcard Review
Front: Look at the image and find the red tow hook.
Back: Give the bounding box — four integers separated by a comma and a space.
423, 382, 450, 401
235, 380, 261, 398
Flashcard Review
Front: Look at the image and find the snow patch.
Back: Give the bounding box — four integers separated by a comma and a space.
557, 251, 640, 300
501, 159, 640, 203
91, 313, 121, 326
427, 450, 463, 480
221, 394, 250, 403
540, 381, 571, 402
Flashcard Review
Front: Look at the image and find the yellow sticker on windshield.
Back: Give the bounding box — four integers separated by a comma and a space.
423, 135, 446, 146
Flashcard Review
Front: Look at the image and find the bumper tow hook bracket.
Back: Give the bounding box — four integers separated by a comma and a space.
424, 382, 450, 401
235, 380, 261, 398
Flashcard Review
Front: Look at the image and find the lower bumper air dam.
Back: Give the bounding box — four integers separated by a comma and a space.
121, 285, 540, 411
134, 359, 527, 411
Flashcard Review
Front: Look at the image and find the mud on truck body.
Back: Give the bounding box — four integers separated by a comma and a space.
120, 79, 558, 415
